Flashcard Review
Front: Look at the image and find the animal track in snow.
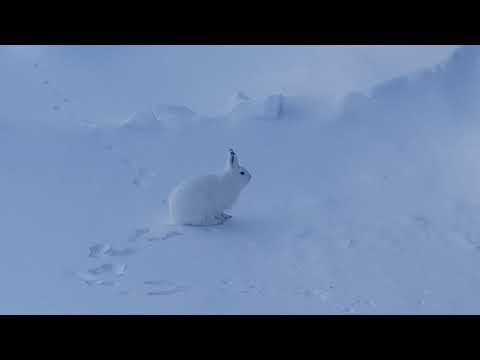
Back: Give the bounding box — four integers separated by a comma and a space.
76, 271, 100, 286
88, 244, 112, 258
88, 263, 114, 275
144, 280, 190, 296
87, 263, 127, 276
146, 230, 182, 242
144, 280, 174, 286
105, 247, 136, 257
81, 229, 182, 291
97, 280, 120, 287
112, 263, 128, 276
89, 243, 136, 257
146, 288, 189, 296
76, 262, 127, 288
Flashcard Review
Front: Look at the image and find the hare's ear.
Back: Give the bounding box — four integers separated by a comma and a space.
227, 148, 239, 169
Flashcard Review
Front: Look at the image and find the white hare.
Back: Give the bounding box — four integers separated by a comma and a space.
168, 149, 252, 225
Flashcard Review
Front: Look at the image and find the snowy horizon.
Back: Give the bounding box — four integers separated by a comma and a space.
1, 45, 457, 126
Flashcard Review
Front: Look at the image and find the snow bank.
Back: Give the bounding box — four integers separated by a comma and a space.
227, 92, 335, 125
122, 104, 198, 131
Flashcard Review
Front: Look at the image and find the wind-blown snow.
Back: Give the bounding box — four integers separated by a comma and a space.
3, 45, 480, 314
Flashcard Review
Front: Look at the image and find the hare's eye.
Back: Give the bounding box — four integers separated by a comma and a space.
240, 171, 245, 175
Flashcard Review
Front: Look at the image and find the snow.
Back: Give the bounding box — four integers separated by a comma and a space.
3, 45, 480, 314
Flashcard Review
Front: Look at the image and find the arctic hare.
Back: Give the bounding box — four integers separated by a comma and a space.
169, 149, 252, 225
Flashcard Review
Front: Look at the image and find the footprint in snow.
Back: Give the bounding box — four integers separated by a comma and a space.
88, 243, 136, 258
144, 280, 190, 296
105, 247, 137, 257
147, 288, 189, 296
88, 244, 111, 258
81, 229, 182, 290
75, 265, 125, 287
87, 263, 127, 276
97, 280, 120, 287
81, 279, 120, 287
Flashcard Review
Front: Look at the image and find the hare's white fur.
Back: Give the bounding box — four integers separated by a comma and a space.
169, 149, 251, 225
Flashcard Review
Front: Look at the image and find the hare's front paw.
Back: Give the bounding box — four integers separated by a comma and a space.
192, 214, 227, 226
220, 213, 232, 220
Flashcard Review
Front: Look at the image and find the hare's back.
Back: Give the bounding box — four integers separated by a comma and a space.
169, 174, 222, 221
170, 174, 220, 203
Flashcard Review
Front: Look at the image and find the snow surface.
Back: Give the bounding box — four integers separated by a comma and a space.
3, 45, 480, 314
